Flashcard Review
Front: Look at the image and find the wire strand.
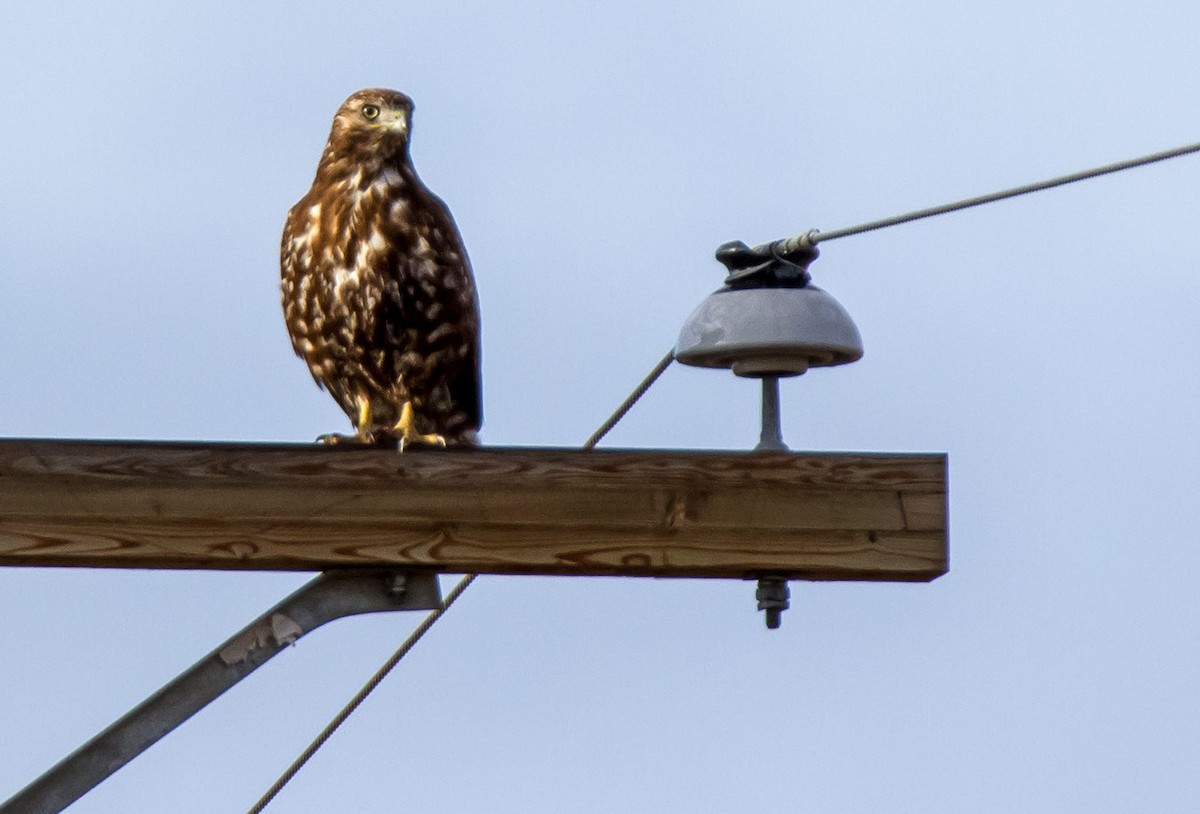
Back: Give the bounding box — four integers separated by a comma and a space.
247, 350, 675, 813
245, 574, 476, 814
582, 349, 676, 450
764, 139, 1200, 255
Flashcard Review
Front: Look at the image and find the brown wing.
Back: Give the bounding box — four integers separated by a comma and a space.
425, 192, 482, 432
401, 186, 482, 434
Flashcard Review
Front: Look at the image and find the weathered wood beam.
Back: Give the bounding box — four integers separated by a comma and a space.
0, 439, 947, 581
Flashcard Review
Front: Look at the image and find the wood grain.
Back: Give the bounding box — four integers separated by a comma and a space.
0, 439, 947, 580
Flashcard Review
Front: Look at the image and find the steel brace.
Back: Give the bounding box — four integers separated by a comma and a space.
1, 569, 442, 814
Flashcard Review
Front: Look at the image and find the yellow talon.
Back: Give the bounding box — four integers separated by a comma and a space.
393, 401, 446, 451
355, 397, 374, 442
315, 398, 376, 445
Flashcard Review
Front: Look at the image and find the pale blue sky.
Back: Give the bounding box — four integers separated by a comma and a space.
2, 1, 1200, 811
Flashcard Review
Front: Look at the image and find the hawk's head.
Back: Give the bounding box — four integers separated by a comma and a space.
318, 88, 415, 173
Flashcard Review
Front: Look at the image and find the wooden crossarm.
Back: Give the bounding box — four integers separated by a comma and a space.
0, 439, 947, 580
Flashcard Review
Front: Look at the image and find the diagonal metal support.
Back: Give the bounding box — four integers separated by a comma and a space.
0, 569, 442, 814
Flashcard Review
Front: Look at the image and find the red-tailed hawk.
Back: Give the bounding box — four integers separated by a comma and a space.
281, 88, 481, 448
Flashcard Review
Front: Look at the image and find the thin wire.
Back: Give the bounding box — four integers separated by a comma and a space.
246, 574, 476, 814
583, 349, 676, 450
247, 350, 675, 813
762, 139, 1200, 254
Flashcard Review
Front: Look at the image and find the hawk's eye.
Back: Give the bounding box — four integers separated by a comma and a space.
361, 104, 381, 120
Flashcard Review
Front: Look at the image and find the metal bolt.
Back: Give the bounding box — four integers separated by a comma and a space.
755, 578, 790, 629
384, 572, 408, 600
755, 375, 788, 451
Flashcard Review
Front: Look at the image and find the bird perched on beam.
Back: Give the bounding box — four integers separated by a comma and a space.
281, 88, 481, 448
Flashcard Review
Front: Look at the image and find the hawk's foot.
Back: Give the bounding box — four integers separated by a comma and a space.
315, 396, 381, 445
393, 401, 446, 452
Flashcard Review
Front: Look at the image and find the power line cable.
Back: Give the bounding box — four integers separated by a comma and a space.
763, 139, 1200, 257
583, 350, 676, 449
246, 573, 476, 814
247, 351, 676, 813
